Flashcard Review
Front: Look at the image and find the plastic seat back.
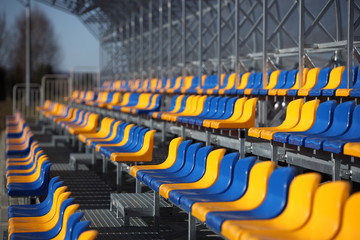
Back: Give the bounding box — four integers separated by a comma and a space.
334, 192, 360, 240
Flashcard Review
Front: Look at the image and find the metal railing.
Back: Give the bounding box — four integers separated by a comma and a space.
41, 74, 69, 106
12, 83, 41, 120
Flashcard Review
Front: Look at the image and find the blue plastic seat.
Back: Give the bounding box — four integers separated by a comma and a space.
176, 156, 256, 213
169, 152, 239, 206
322, 105, 360, 153
71, 221, 91, 240
139, 140, 193, 185
307, 68, 333, 96
322, 66, 358, 96
65, 212, 84, 240
303, 101, 355, 150
205, 167, 296, 233
185, 97, 221, 125
89, 122, 128, 149
9, 198, 75, 240
268, 69, 297, 96
273, 100, 337, 144
236, 73, 258, 95
149, 143, 210, 191
287, 101, 339, 146
178, 96, 216, 124
7, 162, 51, 197
193, 97, 231, 126
8, 177, 62, 218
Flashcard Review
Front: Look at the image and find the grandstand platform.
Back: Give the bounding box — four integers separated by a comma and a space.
2, 0, 360, 239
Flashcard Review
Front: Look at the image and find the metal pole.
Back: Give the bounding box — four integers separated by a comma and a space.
235, 0, 239, 85
298, 0, 304, 88
217, 0, 221, 83
182, 0, 186, 78
159, 0, 163, 79
140, 7, 144, 81
347, 0, 354, 88
262, 0, 268, 88
198, 0, 203, 82
168, 0, 172, 77
132, 13, 135, 80
25, 0, 31, 107
149, 0, 153, 80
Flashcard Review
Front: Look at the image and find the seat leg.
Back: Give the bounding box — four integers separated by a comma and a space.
116, 162, 122, 191
188, 214, 197, 240
153, 191, 160, 229
102, 155, 108, 174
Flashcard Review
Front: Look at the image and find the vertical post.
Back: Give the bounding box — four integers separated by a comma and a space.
25, 0, 32, 107
168, 0, 172, 77
234, 0, 239, 84
217, 0, 222, 83
149, 1, 153, 80
262, 0, 268, 88
298, 0, 304, 88
140, 7, 144, 81
198, 0, 203, 82
347, 0, 354, 88
182, 0, 186, 78
159, 0, 163, 79
131, 13, 136, 80
126, 22, 131, 81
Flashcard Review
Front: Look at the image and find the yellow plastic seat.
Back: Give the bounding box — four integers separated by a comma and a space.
192, 161, 275, 222
78, 230, 99, 240
36, 100, 52, 112
152, 95, 186, 119
68, 113, 99, 135
98, 92, 121, 108
95, 124, 135, 152
167, 76, 183, 93
6, 155, 48, 177
51, 204, 80, 240
202, 97, 247, 128
110, 130, 156, 162
248, 99, 304, 138
245, 71, 280, 95
218, 73, 237, 95
120, 93, 152, 113
260, 99, 319, 140
129, 137, 183, 177
86, 121, 122, 147
241, 181, 350, 240
159, 149, 226, 199
276, 69, 308, 96
298, 66, 345, 96
78, 117, 115, 143
8, 191, 71, 233
6, 158, 50, 186
107, 92, 131, 110
207, 98, 258, 129
221, 173, 321, 240
333, 192, 360, 240
343, 142, 360, 158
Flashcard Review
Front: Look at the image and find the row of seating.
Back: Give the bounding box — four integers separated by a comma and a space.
150, 95, 258, 129
130, 137, 360, 240
5, 113, 98, 240
66, 91, 163, 115
248, 98, 360, 158
60, 87, 360, 158
99, 65, 360, 97
5, 113, 51, 197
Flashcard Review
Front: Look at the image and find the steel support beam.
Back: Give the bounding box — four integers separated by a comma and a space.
25, 0, 32, 107
262, 0, 268, 87
347, 0, 354, 88
298, 0, 304, 88
198, 0, 203, 81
